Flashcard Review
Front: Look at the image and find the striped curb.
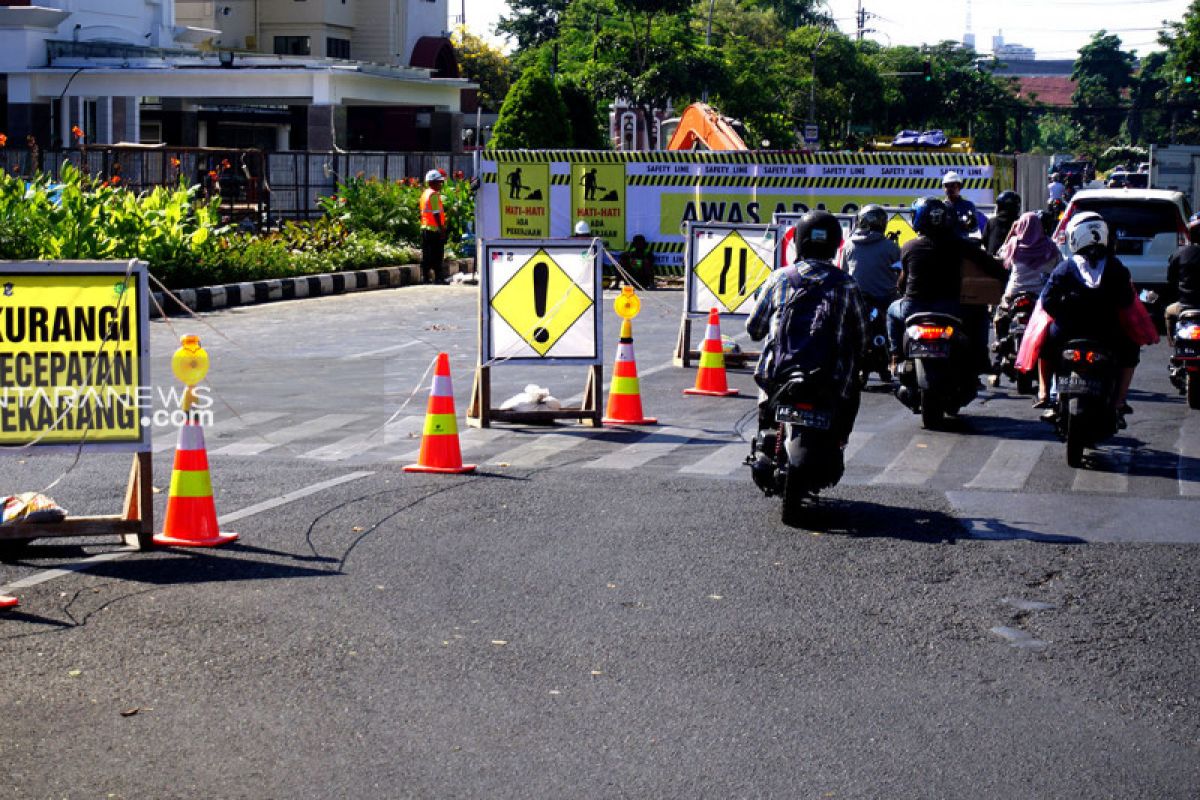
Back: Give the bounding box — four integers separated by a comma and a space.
151, 260, 472, 318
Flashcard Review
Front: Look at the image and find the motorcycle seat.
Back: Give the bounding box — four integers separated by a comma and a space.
1177, 308, 1200, 324
904, 311, 963, 327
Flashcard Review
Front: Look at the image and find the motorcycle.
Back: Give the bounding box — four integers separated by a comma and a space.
1169, 309, 1200, 410
990, 291, 1039, 395
1052, 339, 1119, 468
746, 368, 844, 526
859, 304, 892, 387
893, 311, 978, 429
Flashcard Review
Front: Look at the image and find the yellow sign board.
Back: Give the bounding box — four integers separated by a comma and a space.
571, 163, 626, 249
692, 230, 773, 313
491, 248, 595, 357
498, 163, 550, 238
885, 213, 917, 248
0, 264, 148, 449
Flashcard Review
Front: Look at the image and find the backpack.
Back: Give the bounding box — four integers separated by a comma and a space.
760, 264, 842, 388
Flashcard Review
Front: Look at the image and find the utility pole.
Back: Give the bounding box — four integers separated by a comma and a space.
854, 1, 874, 43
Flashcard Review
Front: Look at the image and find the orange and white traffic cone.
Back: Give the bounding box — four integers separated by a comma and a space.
153, 419, 238, 547
684, 308, 740, 397
0, 595, 17, 610
603, 319, 657, 426
404, 353, 476, 474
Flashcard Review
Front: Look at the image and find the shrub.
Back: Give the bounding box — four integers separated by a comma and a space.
489, 67, 573, 149
317, 175, 475, 256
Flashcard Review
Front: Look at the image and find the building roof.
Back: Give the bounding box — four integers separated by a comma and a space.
1014, 76, 1076, 107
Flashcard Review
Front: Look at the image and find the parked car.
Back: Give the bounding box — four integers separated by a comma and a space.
1053, 189, 1192, 320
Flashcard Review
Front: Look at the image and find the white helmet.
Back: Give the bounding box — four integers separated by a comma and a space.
1066, 211, 1109, 255
574, 219, 591, 236
942, 171, 963, 186
425, 169, 444, 183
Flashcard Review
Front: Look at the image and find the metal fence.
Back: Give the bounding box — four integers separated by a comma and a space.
1, 146, 477, 222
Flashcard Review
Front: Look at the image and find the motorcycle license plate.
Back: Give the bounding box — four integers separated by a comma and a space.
775, 405, 833, 429
907, 341, 949, 357
1178, 342, 1200, 359
1062, 375, 1104, 396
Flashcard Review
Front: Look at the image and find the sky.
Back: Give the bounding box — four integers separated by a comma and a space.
457, 0, 1193, 59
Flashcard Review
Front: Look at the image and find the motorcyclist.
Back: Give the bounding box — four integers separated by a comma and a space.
1165, 212, 1200, 345
1047, 173, 1066, 206
1037, 212, 1140, 419
983, 191, 1021, 256
886, 197, 1005, 371
839, 204, 901, 317
746, 210, 868, 445
941, 172, 979, 238
992, 211, 1061, 400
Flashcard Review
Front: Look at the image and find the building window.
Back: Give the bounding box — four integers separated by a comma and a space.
274, 36, 311, 56
326, 38, 351, 59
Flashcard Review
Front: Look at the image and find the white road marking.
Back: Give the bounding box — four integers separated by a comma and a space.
152, 411, 286, 454
679, 442, 750, 476
299, 417, 425, 462
1071, 446, 1132, 494
389, 425, 507, 463
964, 440, 1047, 491
344, 339, 424, 360
211, 413, 366, 456
0, 472, 374, 594
585, 427, 710, 470
842, 430, 875, 463
1178, 414, 1200, 498
871, 434, 956, 486
488, 431, 594, 467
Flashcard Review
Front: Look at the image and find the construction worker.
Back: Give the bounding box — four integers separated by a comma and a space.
420, 169, 448, 284
941, 171, 979, 238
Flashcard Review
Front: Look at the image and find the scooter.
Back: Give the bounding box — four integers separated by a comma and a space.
893, 312, 977, 429
747, 368, 844, 527
1053, 339, 1119, 467
990, 291, 1039, 395
1169, 309, 1200, 410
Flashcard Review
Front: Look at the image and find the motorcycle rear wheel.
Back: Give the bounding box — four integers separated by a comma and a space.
920, 395, 944, 430
780, 468, 807, 527
1066, 404, 1085, 468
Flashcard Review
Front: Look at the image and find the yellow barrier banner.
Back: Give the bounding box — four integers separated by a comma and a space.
0, 263, 150, 450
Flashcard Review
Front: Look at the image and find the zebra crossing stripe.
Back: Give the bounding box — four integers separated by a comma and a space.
871, 434, 956, 486
155, 411, 287, 454
211, 414, 366, 456
1071, 446, 1132, 494
585, 427, 709, 470
679, 442, 749, 476
389, 425, 508, 463
489, 431, 594, 467
1179, 415, 1200, 497
963, 440, 1047, 491
300, 417, 426, 462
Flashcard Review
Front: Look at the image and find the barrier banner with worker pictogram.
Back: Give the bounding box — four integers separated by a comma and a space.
481, 241, 603, 364
498, 163, 551, 237
0, 262, 150, 451
477, 151, 1009, 266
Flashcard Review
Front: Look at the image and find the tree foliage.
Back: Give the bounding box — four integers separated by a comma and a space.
490, 67, 574, 148
452, 27, 514, 113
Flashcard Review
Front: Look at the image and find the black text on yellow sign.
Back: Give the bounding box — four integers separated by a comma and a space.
571, 163, 626, 249
0, 273, 144, 445
693, 231, 773, 313
498, 163, 550, 238
491, 249, 594, 357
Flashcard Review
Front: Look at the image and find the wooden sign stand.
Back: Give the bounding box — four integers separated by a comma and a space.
467, 363, 602, 428
0, 451, 154, 553
673, 315, 757, 369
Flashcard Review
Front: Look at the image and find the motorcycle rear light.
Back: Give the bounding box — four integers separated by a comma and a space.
1085, 351, 1104, 363
1178, 324, 1200, 340
793, 402, 814, 411
1063, 349, 1081, 362
907, 324, 953, 340
1053, 206, 1073, 244
1014, 296, 1034, 310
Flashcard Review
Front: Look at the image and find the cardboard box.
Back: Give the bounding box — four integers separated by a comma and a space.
960, 257, 1005, 306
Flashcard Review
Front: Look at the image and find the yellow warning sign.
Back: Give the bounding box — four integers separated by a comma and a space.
885, 213, 917, 248
693, 231, 772, 313
491, 249, 594, 357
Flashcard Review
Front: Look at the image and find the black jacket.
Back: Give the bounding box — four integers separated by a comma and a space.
1168, 244, 1200, 307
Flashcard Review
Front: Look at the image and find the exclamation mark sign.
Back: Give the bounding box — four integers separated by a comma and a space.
531, 260, 550, 343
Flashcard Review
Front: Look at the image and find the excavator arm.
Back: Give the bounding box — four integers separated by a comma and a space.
666, 103, 748, 151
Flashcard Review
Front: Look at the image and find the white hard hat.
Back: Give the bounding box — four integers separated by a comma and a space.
425, 169, 444, 183
574, 220, 591, 236
942, 171, 963, 185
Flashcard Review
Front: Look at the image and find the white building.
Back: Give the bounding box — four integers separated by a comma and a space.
0, 0, 473, 151
992, 34, 1036, 62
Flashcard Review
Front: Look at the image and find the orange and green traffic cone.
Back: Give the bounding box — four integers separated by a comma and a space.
404, 353, 476, 474
684, 308, 739, 397
603, 319, 657, 426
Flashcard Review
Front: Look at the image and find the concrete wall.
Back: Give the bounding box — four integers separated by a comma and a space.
403, 0, 446, 65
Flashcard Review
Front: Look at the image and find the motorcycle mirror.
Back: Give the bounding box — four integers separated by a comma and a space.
1139, 289, 1159, 305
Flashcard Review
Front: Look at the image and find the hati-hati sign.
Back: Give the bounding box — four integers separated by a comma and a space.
481, 241, 602, 364
0, 262, 150, 451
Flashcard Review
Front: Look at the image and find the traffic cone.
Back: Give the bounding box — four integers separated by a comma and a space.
404, 353, 476, 474
153, 419, 238, 547
684, 308, 740, 397
603, 319, 657, 426
0, 595, 17, 610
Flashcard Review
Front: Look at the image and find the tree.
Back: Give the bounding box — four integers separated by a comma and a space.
1128, 51, 1170, 145
559, 78, 608, 148
1160, 0, 1200, 142
497, 0, 572, 51
489, 67, 573, 148
1071, 31, 1136, 139
452, 27, 513, 113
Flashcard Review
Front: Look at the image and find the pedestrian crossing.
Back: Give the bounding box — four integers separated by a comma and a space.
147, 409, 1200, 499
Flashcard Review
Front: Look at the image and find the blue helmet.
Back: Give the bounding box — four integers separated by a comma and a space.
911, 196, 950, 235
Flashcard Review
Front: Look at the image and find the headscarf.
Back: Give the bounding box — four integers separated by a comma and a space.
998, 211, 1060, 270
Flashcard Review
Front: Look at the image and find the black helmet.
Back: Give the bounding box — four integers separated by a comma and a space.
795, 210, 843, 260
911, 196, 950, 235
856, 204, 887, 233
996, 191, 1021, 216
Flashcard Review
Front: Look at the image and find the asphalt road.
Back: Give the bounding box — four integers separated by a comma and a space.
1, 284, 1197, 799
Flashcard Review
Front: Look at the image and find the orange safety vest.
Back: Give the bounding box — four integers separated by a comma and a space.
420, 187, 445, 230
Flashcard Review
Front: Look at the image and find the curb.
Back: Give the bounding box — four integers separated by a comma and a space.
150, 260, 471, 318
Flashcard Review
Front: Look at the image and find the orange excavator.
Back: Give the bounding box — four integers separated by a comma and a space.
664, 103, 748, 151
